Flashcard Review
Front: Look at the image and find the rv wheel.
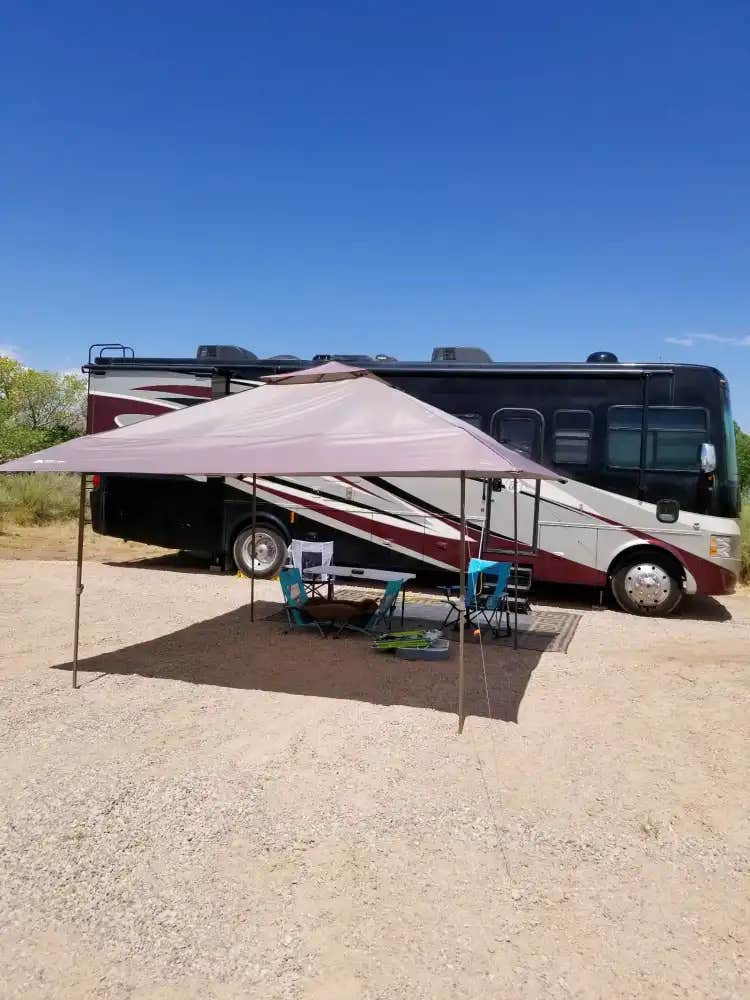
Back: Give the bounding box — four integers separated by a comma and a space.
610, 555, 683, 617
232, 525, 288, 578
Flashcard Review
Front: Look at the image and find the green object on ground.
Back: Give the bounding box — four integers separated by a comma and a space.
373, 629, 432, 651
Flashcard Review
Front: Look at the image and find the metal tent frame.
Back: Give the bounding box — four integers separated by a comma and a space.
70, 469, 529, 733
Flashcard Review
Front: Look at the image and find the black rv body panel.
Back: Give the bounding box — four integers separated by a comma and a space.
87, 352, 739, 579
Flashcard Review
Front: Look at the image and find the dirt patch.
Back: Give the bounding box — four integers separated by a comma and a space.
0, 521, 176, 562
1, 560, 748, 999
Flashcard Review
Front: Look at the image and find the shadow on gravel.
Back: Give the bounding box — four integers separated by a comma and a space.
529, 582, 733, 623
104, 551, 213, 574
673, 595, 733, 623
51, 603, 542, 724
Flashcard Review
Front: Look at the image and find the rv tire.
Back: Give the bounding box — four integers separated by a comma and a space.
610, 553, 683, 617
232, 524, 288, 578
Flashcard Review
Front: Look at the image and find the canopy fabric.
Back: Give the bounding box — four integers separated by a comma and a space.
0, 362, 558, 480
262, 361, 380, 384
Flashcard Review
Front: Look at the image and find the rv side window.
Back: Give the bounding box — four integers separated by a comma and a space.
491, 408, 544, 461
607, 406, 708, 471
647, 407, 708, 470
553, 409, 593, 465
607, 406, 642, 468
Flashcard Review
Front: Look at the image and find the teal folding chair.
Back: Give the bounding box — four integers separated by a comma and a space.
468, 561, 512, 637
439, 558, 512, 637
439, 557, 492, 627
278, 568, 330, 636
336, 578, 405, 637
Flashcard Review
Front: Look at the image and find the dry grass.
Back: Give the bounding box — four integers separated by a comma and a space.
0, 474, 80, 529
0, 521, 176, 563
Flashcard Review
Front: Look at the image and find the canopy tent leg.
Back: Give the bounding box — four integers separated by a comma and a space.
72, 474, 86, 689
457, 471, 466, 734
250, 474, 256, 622
513, 478, 519, 650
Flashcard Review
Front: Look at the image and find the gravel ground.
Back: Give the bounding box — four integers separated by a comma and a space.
1, 559, 748, 1000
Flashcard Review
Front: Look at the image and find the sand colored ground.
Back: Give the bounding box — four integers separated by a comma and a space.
0, 521, 174, 562
1, 557, 748, 999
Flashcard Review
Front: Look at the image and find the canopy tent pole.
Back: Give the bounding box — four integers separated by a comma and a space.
513, 478, 519, 650
458, 472, 466, 734
250, 474, 257, 622
71, 474, 86, 689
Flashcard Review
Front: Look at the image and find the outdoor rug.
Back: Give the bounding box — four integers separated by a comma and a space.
394, 607, 582, 653
266, 591, 582, 654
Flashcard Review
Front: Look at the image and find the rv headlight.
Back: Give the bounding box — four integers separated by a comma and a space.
709, 535, 738, 559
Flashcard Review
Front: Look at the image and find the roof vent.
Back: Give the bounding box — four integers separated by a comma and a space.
431, 346, 493, 363
586, 351, 619, 363
197, 345, 258, 361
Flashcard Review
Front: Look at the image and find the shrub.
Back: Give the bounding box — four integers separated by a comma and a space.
0, 423, 80, 464
736, 423, 750, 498
0, 474, 80, 526
741, 506, 750, 584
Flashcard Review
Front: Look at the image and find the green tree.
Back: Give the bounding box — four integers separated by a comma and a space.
736, 422, 750, 497
0, 355, 86, 462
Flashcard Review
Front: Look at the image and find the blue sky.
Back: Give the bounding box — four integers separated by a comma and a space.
2, 2, 749, 424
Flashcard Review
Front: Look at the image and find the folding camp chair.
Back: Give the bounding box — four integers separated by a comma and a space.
438, 558, 486, 628
438, 584, 462, 628
439, 558, 512, 637
289, 539, 334, 597
278, 568, 330, 636
468, 561, 512, 637
335, 578, 406, 637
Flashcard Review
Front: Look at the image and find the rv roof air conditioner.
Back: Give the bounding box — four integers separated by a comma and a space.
431, 347, 493, 363
197, 345, 258, 361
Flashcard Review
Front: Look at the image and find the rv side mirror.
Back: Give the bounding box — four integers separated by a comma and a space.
490, 478, 504, 492
656, 499, 680, 523
700, 442, 716, 473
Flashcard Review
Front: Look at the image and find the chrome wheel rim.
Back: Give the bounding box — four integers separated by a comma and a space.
623, 563, 671, 608
240, 530, 279, 574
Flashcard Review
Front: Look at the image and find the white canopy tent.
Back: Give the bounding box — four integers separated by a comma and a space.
0, 362, 559, 731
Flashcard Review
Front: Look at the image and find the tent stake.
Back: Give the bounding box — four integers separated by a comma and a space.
72, 473, 86, 689
250, 474, 257, 622
513, 478, 519, 650
458, 472, 466, 734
